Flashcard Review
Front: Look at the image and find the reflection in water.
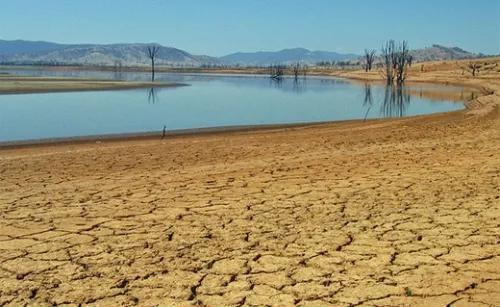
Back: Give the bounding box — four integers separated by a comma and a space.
380, 85, 411, 118
269, 77, 307, 94
457, 90, 479, 102
363, 84, 373, 121
361, 84, 413, 119
147, 87, 159, 104
269, 76, 283, 89
292, 78, 306, 94
113, 70, 124, 80
319, 78, 350, 86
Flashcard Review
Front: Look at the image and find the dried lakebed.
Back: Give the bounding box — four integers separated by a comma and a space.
0, 68, 498, 306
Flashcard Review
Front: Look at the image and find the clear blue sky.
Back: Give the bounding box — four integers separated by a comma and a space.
1, 0, 499, 56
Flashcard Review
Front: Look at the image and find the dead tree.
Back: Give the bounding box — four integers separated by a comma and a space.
364, 49, 376, 72
395, 41, 410, 85
146, 46, 160, 82
461, 62, 497, 77
464, 62, 483, 77
381, 40, 410, 85
292, 62, 301, 80
269, 64, 285, 79
407, 55, 413, 67
381, 40, 396, 84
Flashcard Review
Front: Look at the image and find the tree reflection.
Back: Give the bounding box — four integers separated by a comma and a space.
292, 78, 306, 94
363, 83, 373, 121
147, 87, 159, 104
269, 77, 307, 94
380, 85, 411, 118
113, 70, 124, 80
269, 76, 284, 89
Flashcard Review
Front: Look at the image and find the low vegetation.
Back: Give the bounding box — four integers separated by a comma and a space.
460, 61, 498, 77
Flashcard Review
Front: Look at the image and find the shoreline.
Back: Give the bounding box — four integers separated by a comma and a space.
0, 116, 438, 150
0, 121, 334, 149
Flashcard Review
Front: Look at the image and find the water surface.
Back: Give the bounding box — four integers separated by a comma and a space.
0, 70, 470, 142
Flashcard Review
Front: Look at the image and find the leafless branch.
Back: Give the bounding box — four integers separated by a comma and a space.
364, 49, 376, 72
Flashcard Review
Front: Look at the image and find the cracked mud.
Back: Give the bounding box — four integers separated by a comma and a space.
1, 75, 500, 305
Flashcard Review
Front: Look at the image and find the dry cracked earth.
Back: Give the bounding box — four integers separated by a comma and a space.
1, 97, 499, 306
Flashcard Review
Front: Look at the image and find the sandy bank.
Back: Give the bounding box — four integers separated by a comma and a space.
0, 75, 186, 94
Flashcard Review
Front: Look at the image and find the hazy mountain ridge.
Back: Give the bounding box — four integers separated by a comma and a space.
409, 44, 482, 62
0, 40, 486, 67
0, 40, 67, 56
220, 48, 359, 65
0, 40, 219, 67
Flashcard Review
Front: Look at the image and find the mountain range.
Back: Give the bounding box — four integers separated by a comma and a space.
0, 39, 484, 67
0, 40, 216, 67
220, 48, 358, 66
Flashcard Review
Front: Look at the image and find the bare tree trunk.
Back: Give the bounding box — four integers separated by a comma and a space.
364, 49, 376, 72
151, 58, 155, 82
381, 40, 395, 84
269, 64, 284, 79
395, 41, 409, 85
382, 40, 410, 85
146, 46, 160, 82
293, 62, 300, 80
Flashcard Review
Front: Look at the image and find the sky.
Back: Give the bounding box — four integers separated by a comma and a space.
1, 0, 499, 56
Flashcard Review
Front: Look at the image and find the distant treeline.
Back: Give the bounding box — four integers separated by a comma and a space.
0, 61, 85, 67
0, 60, 366, 69
316, 60, 361, 67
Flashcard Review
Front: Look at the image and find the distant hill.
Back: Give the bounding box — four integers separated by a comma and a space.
353, 44, 484, 66
0, 40, 219, 67
0, 40, 486, 67
409, 44, 481, 62
220, 48, 359, 66
0, 39, 66, 56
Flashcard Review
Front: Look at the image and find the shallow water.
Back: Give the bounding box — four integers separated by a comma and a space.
0, 69, 470, 142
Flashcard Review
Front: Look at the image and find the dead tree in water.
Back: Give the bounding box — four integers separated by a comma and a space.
381, 40, 396, 84
394, 41, 410, 84
381, 40, 410, 85
364, 49, 376, 72
269, 64, 285, 79
292, 62, 308, 79
292, 62, 301, 80
146, 46, 160, 82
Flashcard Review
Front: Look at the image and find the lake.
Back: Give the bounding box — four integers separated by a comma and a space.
0, 70, 472, 143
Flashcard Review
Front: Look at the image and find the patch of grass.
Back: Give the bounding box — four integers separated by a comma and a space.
404, 287, 413, 297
